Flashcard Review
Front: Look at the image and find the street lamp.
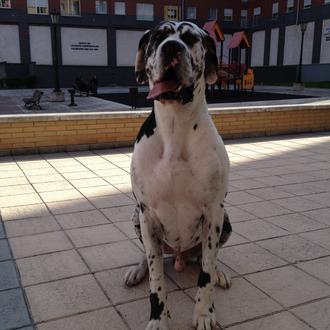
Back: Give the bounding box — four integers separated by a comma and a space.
296, 22, 307, 84
50, 10, 62, 94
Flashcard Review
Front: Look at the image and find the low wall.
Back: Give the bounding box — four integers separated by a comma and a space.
0, 102, 330, 155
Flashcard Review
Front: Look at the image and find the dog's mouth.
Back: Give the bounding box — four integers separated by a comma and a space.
147, 65, 194, 105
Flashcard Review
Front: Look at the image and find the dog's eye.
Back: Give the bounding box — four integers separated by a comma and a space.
180, 32, 199, 47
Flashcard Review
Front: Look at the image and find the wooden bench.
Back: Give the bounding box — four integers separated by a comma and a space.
23, 90, 44, 110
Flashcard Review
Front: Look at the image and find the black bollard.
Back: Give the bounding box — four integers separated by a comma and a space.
68, 89, 77, 106
129, 87, 138, 109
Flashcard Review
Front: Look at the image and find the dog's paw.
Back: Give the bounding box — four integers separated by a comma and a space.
193, 314, 216, 330
124, 263, 148, 287
145, 319, 169, 330
215, 269, 231, 289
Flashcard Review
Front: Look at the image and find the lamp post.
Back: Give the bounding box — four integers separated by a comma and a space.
50, 10, 64, 101
296, 22, 307, 84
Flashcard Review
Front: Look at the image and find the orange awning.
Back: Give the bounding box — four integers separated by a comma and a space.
228, 31, 250, 49
202, 21, 225, 43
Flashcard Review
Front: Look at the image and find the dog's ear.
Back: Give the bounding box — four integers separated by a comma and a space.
203, 34, 218, 85
135, 30, 151, 84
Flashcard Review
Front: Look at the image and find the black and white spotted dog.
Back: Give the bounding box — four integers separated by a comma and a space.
124, 21, 232, 330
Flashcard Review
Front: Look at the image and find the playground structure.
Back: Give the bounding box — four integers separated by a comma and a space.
203, 21, 254, 93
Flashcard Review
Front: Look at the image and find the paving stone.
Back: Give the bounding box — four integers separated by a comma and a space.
224, 206, 257, 223
226, 311, 312, 330
104, 175, 131, 185
17, 250, 89, 286
291, 298, 330, 330
0, 176, 29, 186
225, 232, 249, 246
25, 275, 110, 323
302, 208, 330, 225
89, 194, 134, 209
101, 205, 136, 222
10, 231, 73, 259
279, 182, 329, 196
66, 224, 126, 248
0, 170, 24, 179
69, 177, 109, 188
0, 289, 31, 329
27, 174, 65, 184
272, 196, 324, 212
226, 191, 263, 205
96, 265, 177, 304
186, 277, 282, 327
246, 186, 294, 200
39, 189, 84, 203
257, 235, 330, 263
0, 184, 35, 197
238, 201, 292, 218
23, 168, 58, 176
61, 171, 97, 180
79, 240, 142, 272
4, 216, 60, 237
94, 168, 128, 177
225, 241, 288, 273
304, 192, 330, 207
37, 307, 128, 330
296, 256, 330, 285
1, 203, 50, 221
118, 290, 195, 330
0, 193, 42, 208
245, 266, 330, 307
265, 213, 327, 234
55, 210, 109, 229
232, 219, 288, 241
46, 199, 95, 215
0, 260, 19, 290
78, 185, 122, 198
32, 181, 73, 192
114, 221, 137, 239
0, 222, 4, 239
0, 239, 11, 261
299, 228, 330, 250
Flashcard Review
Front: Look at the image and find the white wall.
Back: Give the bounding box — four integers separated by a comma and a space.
222, 34, 232, 64
269, 28, 279, 66
320, 19, 330, 64
251, 30, 265, 67
116, 30, 145, 66
29, 26, 52, 65
0, 25, 21, 63
61, 27, 108, 66
283, 23, 314, 65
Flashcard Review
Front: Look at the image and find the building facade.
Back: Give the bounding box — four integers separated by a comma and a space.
0, 0, 330, 87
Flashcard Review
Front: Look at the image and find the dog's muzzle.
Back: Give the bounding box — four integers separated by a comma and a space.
147, 40, 194, 105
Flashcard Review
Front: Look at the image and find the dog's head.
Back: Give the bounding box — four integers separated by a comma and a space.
135, 21, 218, 104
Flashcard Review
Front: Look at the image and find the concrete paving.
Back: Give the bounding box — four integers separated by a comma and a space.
0, 132, 330, 329
0, 85, 329, 115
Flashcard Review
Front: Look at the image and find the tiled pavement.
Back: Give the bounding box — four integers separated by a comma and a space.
0, 132, 330, 330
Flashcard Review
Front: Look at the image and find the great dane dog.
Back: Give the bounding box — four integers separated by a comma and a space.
124, 21, 232, 330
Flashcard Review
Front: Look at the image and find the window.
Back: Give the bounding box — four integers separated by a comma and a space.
114, 2, 125, 15
186, 6, 196, 19
287, 0, 294, 12
96, 0, 107, 14
303, 0, 311, 8
164, 5, 179, 20
240, 9, 247, 27
272, 2, 279, 19
224, 8, 233, 21
253, 7, 261, 25
60, 0, 80, 16
208, 8, 217, 20
27, 0, 48, 14
0, 0, 11, 8
136, 3, 153, 21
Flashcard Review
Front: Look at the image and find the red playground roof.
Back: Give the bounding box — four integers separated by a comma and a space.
202, 21, 225, 43
228, 31, 250, 49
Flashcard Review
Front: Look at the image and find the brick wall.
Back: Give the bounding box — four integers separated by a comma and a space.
0, 107, 330, 155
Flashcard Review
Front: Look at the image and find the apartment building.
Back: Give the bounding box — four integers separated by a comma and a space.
0, 0, 329, 86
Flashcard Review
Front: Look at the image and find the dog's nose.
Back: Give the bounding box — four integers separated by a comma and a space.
162, 40, 184, 63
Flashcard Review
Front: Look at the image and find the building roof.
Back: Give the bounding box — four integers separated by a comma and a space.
202, 20, 225, 43
228, 31, 250, 49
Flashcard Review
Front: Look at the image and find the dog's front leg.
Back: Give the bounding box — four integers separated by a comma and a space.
193, 203, 224, 330
140, 209, 169, 330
